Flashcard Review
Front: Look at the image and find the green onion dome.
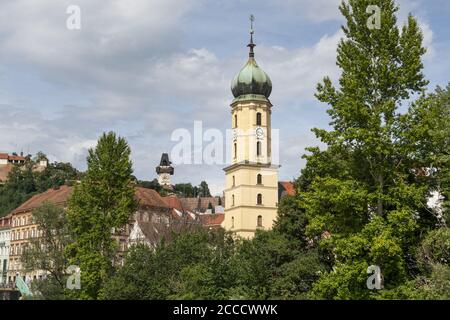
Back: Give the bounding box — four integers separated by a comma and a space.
231, 57, 272, 99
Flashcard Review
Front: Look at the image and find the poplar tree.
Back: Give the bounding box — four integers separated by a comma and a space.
66, 132, 136, 299
291, 0, 444, 299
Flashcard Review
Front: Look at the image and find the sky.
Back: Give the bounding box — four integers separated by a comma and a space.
0, 0, 449, 195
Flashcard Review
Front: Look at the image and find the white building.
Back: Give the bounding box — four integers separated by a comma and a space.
0, 215, 12, 285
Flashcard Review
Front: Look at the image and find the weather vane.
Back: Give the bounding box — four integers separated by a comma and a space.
250, 14, 255, 34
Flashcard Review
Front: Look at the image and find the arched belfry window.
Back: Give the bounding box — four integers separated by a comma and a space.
257, 193, 262, 205
256, 112, 262, 126
257, 141, 261, 156
257, 215, 263, 227
234, 114, 238, 127
257, 174, 262, 185
234, 143, 237, 159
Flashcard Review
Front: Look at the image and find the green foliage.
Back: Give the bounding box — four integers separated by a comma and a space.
172, 181, 212, 197
66, 132, 136, 299
104, 228, 326, 300
198, 181, 212, 197
136, 178, 163, 191
173, 183, 198, 197
104, 228, 235, 300
277, 0, 448, 299
402, 84, 450, 224
378, 229, 450, 299
416, 228, 450, 272
273, 195, 308, 247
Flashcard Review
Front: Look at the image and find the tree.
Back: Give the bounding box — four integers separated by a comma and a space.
35, 162, 81, 192
21, 202, 72, 300
173, 183, 196, 197
66, 132, 136, 299
401, 84, 450, 225
198, 181, 211, 197
285, 0, 445, 299
273, 194, 308, 247
103, 228, 235, 300
137, 179, 162, 192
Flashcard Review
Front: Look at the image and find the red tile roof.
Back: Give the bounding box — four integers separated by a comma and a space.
179, 197, 224, 212
0, 153, 26, 161
279, 181, 295, 196
135, 187, 170, 209
162, 196, 185, 212
12, 185, 74, 214
10, 186, 171, 216
199, 213, 224, 228
8, 155, 26, 161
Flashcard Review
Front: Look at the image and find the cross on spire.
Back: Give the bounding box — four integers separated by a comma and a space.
248, 14, 256, 58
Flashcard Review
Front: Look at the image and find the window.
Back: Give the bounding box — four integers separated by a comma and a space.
257, 141, 261, 156
257, 174, 262, 185
234, 143, 237, 159
257, 215, 263, 227
231, 217, 235, 229
234, 114, 238, 127
257, 194, 262, 205
232, 195, 235, 206
256, 112, 262, 126
232, 175, 235, 187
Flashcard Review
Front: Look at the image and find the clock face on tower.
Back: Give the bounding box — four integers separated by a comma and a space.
256, 127, 264, 140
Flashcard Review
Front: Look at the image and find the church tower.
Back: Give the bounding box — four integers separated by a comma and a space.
223, 16, 279, 238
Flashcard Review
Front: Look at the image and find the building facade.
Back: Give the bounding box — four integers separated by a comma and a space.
0, 215, 12, 285
223, 24, 279, 238
7, 186, 72, 284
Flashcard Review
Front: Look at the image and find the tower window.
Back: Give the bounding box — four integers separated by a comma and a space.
257, 193, 262, 205
257, 174, 262, 185
257, 215, 263, 227
234, 114, 238, 127
257, 141, 261, 156
256, 112, 262, 126
232, 195, 235, 206
232, 217, 235, 229
232, 175, 235, 186
234, 143, 237, 159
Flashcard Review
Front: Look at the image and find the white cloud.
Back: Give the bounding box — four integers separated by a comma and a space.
258, 31, 342, 106
273, 0, 342, 22
0, 0, 443, 191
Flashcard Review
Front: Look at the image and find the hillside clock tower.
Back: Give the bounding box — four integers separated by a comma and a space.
223, 16, 279, 238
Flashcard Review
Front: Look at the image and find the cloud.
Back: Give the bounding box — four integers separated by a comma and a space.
269, 0, 342, 22
258, 31, 342, 106
0, 0, 444, 196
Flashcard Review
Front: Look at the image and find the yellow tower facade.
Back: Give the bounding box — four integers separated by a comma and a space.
223, 21, 279, 238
